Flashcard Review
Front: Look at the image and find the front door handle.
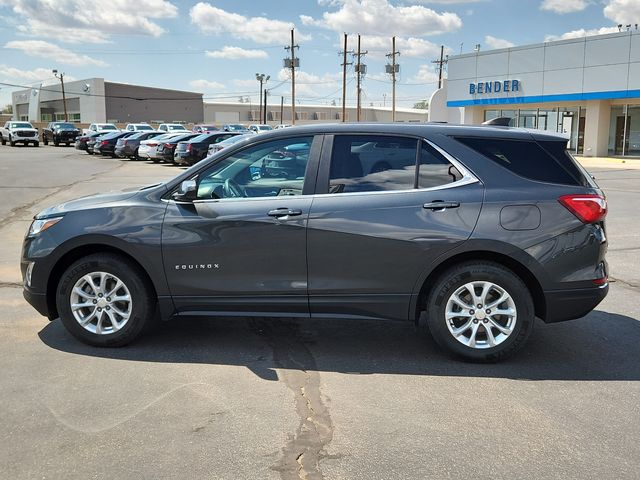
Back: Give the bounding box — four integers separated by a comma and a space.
423, 201, 460, 210
267, 208, 303, 218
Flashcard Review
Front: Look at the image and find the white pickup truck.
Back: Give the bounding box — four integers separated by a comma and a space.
1, 121, 40, 147
82, 123, 119, 135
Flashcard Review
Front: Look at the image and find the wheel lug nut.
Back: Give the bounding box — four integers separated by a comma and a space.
106, 297, 111, 302
470, 310, 475, 315
473, 319, 478, 324
477, 304, 482, 308
98, 293, 103, 297
92, 300, 97, 304
97, 307, 102, 311
106, 306, 110, 310
486, 309, 491, 314
483, 319, 488, 323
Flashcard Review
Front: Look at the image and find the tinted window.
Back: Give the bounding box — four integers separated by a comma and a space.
537, 140, 591, 187
329, 136, 418, 193
456, 136, 583, 185
419, 142, 462, 188
196, 136, 313, 200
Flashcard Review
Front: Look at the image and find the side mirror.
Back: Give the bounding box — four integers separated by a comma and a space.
172, 179, 197, 202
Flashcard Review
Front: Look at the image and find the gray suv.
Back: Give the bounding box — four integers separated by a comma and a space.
21, 124, 608, 362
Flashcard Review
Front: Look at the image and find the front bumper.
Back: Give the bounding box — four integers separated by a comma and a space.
543, 284, 609, 323
23, 286, 50, 318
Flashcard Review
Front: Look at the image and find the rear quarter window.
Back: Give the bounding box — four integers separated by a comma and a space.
455, 136, 589, 186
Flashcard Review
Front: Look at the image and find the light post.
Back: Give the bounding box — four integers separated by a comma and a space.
52, 69, 68, 122
255, 73, 270, 124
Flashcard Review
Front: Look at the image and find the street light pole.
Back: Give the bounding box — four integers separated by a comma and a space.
52, 69, 68, 122
255, 73, 270, 124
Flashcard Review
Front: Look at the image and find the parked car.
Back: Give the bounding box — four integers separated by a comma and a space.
248, 124, 273, 134
221, 123, 250, 133
85, 133, 107, 154
114, 131, 164, 159
157, 123, 188, 133
124, 123, 154, 132
93, 131, 136, 157
155, 133, 201, 163
207, 133, 252, 156
42, 122, 81, 146
192, 124, 219, 134
1, 121, 39, 146
82, 123, 119, 136
21, 123, 608, 363
174, 132, 240, 166
138, 132, 189, 161
75, 132, 102, 152
274, 124, 293, 129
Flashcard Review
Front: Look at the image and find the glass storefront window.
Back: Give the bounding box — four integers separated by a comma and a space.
609, 105, 640, 156
501, 110, 517, 126
537, 109, 558, 132
626, 106, 640, 156
518, 109, 537, 129
484, 110, 500, 122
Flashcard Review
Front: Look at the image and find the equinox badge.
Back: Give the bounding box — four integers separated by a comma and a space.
175, 264, 219, 270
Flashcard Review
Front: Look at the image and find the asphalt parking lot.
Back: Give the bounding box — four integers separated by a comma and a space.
0, 145, 639, 480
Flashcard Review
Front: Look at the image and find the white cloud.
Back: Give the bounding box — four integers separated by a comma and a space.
0, 0, 178, 44
544, 26, 619, 41
205, 46, 268, 60
189, 79, 225, 91
346, 34, 443, 59
274, 69, 340, 98
0, 65, 55, 83
300, 0, 462, 36
484, 35, 515, 49
4, 40, 108, 67
604, 0, 640, 24
541, 0, 590, 14
190, 2, 311, 44
409, 64, 440, 84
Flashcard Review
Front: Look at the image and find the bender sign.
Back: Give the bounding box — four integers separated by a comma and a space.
470, 80, 520, 95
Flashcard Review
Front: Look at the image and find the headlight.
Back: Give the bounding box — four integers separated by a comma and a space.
28, 216, 63, 236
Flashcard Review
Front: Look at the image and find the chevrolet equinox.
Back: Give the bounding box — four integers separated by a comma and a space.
21, 124, 608, 362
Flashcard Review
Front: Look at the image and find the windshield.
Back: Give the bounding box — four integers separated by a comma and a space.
99, 124, 118, 130
55, 123, 76, 130
215, 134, 250, 147
167, 125, 187, 131
11, 122, 33, 128
225, 124, 247, 131
258, 125, 273, 131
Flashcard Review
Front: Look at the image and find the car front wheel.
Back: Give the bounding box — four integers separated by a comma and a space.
56, 253, 155, 347
425, 261, 535, 362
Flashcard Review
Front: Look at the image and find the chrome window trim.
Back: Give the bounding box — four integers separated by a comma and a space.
164, 137, 480, 204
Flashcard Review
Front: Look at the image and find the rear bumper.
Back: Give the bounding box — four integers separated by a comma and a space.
543, 283, 609, 323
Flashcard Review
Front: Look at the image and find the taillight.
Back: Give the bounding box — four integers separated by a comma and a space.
187, 144, 193, 152
558, 194, 607, 223
165, 143, 175, 149
100, 140, 109, 146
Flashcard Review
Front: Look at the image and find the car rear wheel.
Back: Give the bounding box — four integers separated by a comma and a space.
425, 261, 534, 362
44, 138, 48, 146
56, 253, 155, 347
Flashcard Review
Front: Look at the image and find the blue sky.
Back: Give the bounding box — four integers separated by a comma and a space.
0, 0, 638, 110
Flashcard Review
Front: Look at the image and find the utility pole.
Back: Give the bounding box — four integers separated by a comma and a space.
52, 69, 68, 121
255, 73, 269, 123
340, 33, 353, 122
431, 45, 448, 89
353, 34, 367, 122
284, 29, 299, 125
280, 96, 284, 125
386, 36, 400, 122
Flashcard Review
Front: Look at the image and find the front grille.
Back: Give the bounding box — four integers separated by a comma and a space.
16, 130, 37, 137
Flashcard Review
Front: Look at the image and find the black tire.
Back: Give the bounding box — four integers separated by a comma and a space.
10, 138, 15, 146
56, 253, 155, 347
1, 136, 5, 145
44, 138, 48, 146
34, 142, 39, 147
425, 261, 535, 362
54, 140, 59, 147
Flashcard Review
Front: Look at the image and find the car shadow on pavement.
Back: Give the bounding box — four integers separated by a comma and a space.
38, 309, 640, 381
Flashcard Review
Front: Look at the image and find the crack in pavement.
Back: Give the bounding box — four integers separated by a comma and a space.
249, 319, 336, 480
610, 276, 640, 291
0, 161, 126, 227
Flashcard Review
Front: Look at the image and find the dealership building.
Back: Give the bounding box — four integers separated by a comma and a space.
430, 30, 640, 157
11, 78, 204, 124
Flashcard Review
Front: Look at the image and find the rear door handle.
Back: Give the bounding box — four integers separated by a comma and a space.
267, 208, 303, 218
423, 201, 460, 210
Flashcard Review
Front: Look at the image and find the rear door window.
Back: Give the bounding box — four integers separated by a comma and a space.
328, 135, 463, 193
455, 136, 589, 186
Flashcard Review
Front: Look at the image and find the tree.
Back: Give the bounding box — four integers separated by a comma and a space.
1, 104, 12, 114
413, 100, 428, 110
